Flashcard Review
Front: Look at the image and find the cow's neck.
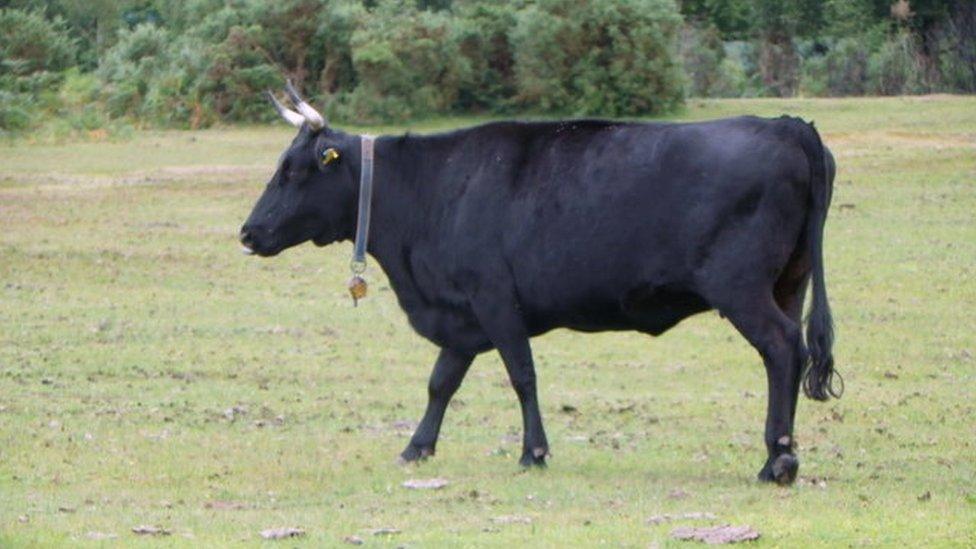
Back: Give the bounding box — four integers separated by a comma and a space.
360, 134, 446, 304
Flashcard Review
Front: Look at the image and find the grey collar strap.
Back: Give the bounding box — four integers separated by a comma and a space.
351, 134, 375, 274
346, 135, 375, 305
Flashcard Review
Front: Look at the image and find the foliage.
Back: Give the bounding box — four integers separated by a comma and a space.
867, 29, 926, 95
511, 0, 685, 116
0, 0, 974, 132
97, 23, 173, 120
680, 21, 750, 98
0, 8, 76, 79
340, 0, 470, 121
0, 8, 76, 131
801, 37, 874, 96
929, 1, 976, 92
679, 0, 754, 39
0, 90, 31, 133
451, 1, 521, 112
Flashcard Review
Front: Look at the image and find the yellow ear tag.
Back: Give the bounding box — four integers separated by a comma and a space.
322, 148, 340, 165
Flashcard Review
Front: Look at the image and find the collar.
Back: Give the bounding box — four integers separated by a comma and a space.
348, 135, 375, 305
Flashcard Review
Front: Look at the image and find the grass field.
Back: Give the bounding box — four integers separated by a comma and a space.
1, 96, 975, 547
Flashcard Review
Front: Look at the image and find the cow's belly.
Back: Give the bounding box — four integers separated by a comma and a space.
402, 300, 492, 353
521, 280, 711, 337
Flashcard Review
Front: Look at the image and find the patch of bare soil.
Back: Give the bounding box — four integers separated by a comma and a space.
402, 478, 449, 490
132, 525, 170, 536
490, 515, 532, 525
259, 527, 306, 540
670, 525, 760, 544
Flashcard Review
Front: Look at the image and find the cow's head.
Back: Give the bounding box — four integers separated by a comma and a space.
239, 82, 359, 257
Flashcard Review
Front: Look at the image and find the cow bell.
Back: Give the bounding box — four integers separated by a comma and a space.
348, 275, 368, 306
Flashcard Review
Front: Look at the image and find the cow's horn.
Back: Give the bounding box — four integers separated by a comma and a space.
266, 91, 305, 128
284, 79, 325, 130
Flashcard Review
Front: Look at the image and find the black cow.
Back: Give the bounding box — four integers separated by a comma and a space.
240, 85, 841, 485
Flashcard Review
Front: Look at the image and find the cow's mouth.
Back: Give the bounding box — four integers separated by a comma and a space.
239, 240, 282, 258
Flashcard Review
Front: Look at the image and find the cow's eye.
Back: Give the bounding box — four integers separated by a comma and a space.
321, 148, 340, 166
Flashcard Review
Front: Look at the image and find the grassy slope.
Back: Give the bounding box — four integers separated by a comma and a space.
1, 96, 974, 547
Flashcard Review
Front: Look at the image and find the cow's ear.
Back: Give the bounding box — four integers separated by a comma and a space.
321, 148, 340, 166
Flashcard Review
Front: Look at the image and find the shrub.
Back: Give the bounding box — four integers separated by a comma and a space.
339, 0, 470, 122
198, 25, 282, 122
0, 8, 76, 131
511, 0, 685, 117
0, 8, 76, 81
931, 2, 976, 93
308, 0, 366, 97
0, 91, 31, 134
711, 56, 750, 97
680, 21, 725, 97
800, 34, 881, 96
867, 30, 925, 95
98, 24, 173, 119
452, 1, 521, 112
94, 0, 353, 127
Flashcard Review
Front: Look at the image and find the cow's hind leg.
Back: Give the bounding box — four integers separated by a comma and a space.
400, 348, 474, 463
722, 296, 806, 485
774, 233, 811, 325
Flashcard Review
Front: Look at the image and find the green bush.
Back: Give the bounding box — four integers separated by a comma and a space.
339, 0, 470, 121
711, 55, 750, 97
0, 8, 76, 131
680, 22, 725, 97
0, 8, 76, 80
98, 24, 173, 119
511, 0, 685, 116
0, 90, 31, 134
800, 33, 882, 96
932, 4, 976, 93
722, 40, 763, 97
198, 25, 281, 122
308, 0, 365, 98
452, 1, 521, 112
868, 30, 926, 95
7, 0, 976, 133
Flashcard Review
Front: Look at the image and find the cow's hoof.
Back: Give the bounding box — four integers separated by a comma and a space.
758, 454, 799, 485
519, 446, 548, 468
398, 442, 434, 464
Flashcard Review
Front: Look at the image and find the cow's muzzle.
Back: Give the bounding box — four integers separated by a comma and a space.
239, 227, 257, 256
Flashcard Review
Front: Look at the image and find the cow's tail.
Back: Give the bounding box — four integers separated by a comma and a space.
797, 120, 841, 401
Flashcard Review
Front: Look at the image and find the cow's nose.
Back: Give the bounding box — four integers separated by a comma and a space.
239, 227, 256, 255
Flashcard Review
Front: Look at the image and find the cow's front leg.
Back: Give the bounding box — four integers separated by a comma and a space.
500, 339, 549, 467
400, 347, 474, 463
470, 295, 549, 467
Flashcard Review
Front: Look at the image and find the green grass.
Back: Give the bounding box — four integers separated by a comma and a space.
2, 96, 975, 547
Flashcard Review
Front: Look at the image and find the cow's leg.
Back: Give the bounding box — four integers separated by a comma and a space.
498, 337, 549, 467
774, 256, 811, 438
774, 241, 811, 325
723, 297, 805, 485
400, 347, 474, 463
470, 297, 549, 467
